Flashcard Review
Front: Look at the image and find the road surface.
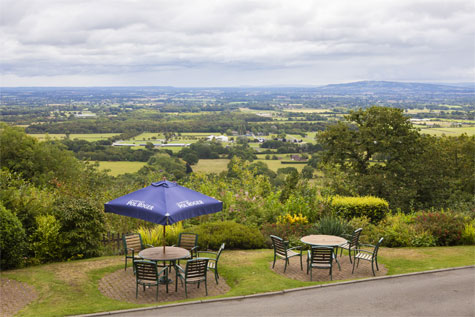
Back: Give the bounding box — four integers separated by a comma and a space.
112, 267, 475, 316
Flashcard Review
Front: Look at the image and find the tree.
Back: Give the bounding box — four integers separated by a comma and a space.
183, 153, 199, 165
301, 166, 314, 179
0, 124, 86, 187
317, 107, 424, 210
137, 153, 187, 181
145, 142, 155, 150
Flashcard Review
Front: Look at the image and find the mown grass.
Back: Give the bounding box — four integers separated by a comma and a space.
3, 246, 473, 316
98, 161, 146, 176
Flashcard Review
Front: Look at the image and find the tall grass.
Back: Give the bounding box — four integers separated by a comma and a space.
314, 214, 351, 236
137, 222, 184, 246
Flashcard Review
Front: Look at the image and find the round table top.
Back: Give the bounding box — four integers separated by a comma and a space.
301, 235, 347, 246
138, 246, 190, 261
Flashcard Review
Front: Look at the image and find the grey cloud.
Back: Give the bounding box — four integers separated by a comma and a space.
1, 0, 473, 86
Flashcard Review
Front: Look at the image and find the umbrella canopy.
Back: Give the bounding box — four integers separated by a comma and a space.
104, 180, 223, 225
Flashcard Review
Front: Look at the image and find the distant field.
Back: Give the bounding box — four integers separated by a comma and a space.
283, 108, 329, 113
193, 159, 229, 174
121, 132, 213, 146
255, 159, 306, 172
193, 157, 309, 174
420, 127, 475, 136
97, 161, 145, 176
29, 133, 120, 141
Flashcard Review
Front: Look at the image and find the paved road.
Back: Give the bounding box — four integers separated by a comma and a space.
113, 267, 475, 317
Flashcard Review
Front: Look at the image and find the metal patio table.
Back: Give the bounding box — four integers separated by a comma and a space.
300, 235, 347, 270
139, 246, 191, 292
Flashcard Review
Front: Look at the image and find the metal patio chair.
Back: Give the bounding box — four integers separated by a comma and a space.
270, 235, 303, 272
307, 246, 334, 281
352, 237, 384, 276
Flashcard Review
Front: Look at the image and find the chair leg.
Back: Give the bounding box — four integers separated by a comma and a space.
300, 254, 303, 270
164, 269, 169, 293
352, 258, 356, 274
215, 271, 219, 284
371, 260, 376, 276
375, 257, 379, 271
284, 259, 288, 272
272, 254, 276, 268
348, 249, 353, 264
125, 257, 127, 271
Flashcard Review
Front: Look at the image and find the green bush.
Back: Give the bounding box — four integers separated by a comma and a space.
53, 197, 105, 260
31, 215, 64, 263
378, 213, 415, 247
347, 216, 385, 245
261, 223, 312, 248
187, 221, 265, 250
0, 204, 27, 270
330, 195, 389, 223
413, 211, 465, 246
313, 214, 351, 236
461, 220, 475, 245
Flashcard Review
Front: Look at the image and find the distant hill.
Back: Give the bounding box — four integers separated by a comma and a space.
312, 81, 475, 96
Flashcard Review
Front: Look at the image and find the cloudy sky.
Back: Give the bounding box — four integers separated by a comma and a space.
1, 0, 474, 87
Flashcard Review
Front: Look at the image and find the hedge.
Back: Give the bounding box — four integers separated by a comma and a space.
330, 195, 389, 223
187, 221, 266, 250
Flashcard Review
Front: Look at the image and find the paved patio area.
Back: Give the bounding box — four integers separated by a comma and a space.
0, 277, 37, 317
99, 267, 231, 304
270, 253, 387, 281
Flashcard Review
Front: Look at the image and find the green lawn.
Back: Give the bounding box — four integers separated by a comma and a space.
2, 246, 473, 316
98, 161, 146, 176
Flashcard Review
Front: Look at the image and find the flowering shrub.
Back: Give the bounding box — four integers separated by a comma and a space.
277, 213, 308, 225
414, 211, 465, 246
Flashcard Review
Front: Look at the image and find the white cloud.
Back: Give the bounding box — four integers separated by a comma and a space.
1, 0, 474, 86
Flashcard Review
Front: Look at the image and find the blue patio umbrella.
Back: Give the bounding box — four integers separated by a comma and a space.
104, 180, 222, 253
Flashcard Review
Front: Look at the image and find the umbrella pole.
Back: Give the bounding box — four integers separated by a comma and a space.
163, 224, 166, 254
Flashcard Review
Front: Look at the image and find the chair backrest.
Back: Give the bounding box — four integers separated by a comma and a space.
270, 235, 287, 257
309, 246, 333, 266
177, 233, 198, 251
123, 233, 144, 255
350, 228, 363, 247
134, 260, 158, 282
373, 237, 384, 258
215, 243, 225, 262
185, 258, 209, 280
